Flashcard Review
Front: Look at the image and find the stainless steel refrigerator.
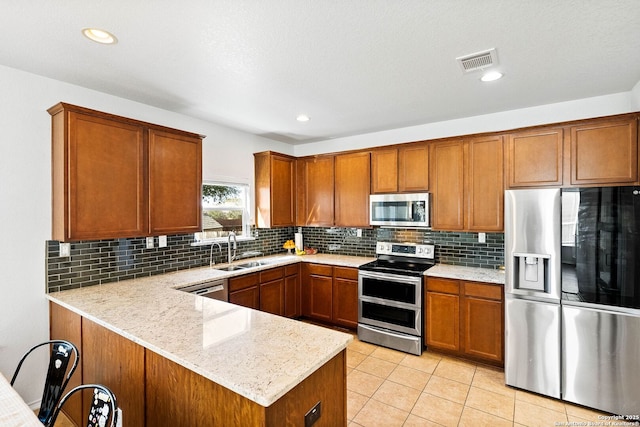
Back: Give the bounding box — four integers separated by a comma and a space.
505, 188, 562, 398
505, 187, 640, 415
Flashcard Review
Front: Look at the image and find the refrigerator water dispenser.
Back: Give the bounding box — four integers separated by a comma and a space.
514, 253, 549, 292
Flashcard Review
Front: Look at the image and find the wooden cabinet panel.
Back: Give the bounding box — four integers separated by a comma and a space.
265, 351, 346, 427
260, 266, 284, 283
426, 279, 504, 365
426, 291, 460, 351
255, 152, 296, 228
371, 149, 398, 193
467, 136, 504, 231
507, 129, 563, 188
302, 263, 334, 322
431, 137, 503, 231
285, 264, 299, 277
148, 129, 202, 235
308, 274, 334, 322
570, 118, 638, 185
334, 266, 359, 281
147, 348, 345, 427
229, 273, 259, 292
431, 140, 465, 230
371, 143, 429, 194
398, 143, 429, 192
426, 277, 459, 294
302, 264, 358, 329
332, 267, 359, 329
49, 103, 203, 241
260, 279, 285, 316
297, 156, 335, 226
52, 109, 147, 241
306, 263, 333, 276
462, 296, 503, 363
146, 348, 266, 427
284, 273, 301, 318
49, 302, 83, 426
463, 281, 502, 300
229, 286, 260, 309
82, 318, 146, 427
335, 151, 371, 227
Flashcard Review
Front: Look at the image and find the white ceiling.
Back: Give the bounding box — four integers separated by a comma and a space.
2, 1, 640, 144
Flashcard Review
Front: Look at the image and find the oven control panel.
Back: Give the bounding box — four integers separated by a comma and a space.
376, 242, 435, 259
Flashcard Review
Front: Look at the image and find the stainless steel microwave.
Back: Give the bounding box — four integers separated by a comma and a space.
369, 193, 430, 227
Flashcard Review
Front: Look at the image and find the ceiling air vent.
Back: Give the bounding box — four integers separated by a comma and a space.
456, 48, 498, 73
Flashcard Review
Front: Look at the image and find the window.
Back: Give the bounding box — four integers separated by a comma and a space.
195, 182, 251, 241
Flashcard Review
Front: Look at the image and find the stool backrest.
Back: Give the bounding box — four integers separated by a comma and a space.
50, 384, 118, 427
11, 339, 79, 426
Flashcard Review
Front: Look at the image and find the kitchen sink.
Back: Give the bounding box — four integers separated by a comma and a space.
216, 265, 248, 271
214, 258, 281, 272
237, 259, 281, 269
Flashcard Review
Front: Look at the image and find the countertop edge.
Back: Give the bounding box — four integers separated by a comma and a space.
425, 264, 505, 285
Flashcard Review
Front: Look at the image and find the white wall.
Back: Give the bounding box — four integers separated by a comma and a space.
632, 80, 640, 111
293, 92, 635, 156
0, 64, 290, 405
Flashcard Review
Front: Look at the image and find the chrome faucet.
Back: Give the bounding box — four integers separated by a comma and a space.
227, 232, 237, 264
209, 242, 222, 267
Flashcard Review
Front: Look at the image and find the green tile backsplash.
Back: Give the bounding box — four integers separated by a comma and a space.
46, 227, 504, 292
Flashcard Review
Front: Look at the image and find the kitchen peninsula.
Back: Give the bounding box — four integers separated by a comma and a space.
47, 255, 359, 427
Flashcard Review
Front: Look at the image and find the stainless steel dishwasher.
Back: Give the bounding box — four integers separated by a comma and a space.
178, 278, 228, 302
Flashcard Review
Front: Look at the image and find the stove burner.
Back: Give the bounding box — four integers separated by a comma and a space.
358, 241, 436, 276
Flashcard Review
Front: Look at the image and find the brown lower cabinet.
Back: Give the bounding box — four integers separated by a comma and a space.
229, 272, 260, 309
425, 277, 504, 366
50, 302, 346, 427
229, 265, 301, 318
301, 263, 359, 329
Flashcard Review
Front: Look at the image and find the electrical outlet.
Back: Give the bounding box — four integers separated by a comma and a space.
59, 242, 71, 257
356, 229, 362, 237
478, 232, 486, 243
158, 235, 167, 248
328, 244, 341, 251
146, 236, 154, 249
304, 401, 321, 427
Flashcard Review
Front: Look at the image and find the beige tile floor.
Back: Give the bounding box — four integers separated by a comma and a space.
346, 336, 607, 427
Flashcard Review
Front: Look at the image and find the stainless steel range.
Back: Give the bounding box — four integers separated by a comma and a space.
358, 241, 435, 355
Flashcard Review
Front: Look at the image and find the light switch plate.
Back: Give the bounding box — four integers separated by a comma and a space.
146, 236, 154, 249
59, 242, 71, 257
478, 232, 486, 243
158, 235, 167, 248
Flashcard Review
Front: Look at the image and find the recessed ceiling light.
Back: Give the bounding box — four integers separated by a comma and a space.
296, 114, 310, 122
82, 28, 118, 44
480, 71, 503, 82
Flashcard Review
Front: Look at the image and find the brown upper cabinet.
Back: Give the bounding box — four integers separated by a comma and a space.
431, 136, 504, 232
148, 129, 203, 235
254, 151, 296, 228
295, 152, 370, 227
49, 103, 203, 242
466, 136, 504, 231
296, 155, 335, 226
507, 116, 638, 188
507, 128, 564, 188
431, 140, 465, 230
371, 143, 429, 193
570, 117, 638, 185
334, 151, 370, 227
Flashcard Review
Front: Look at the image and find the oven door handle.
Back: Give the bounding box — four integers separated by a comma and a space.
359, 323, 420, 341
358, 270, 422, 284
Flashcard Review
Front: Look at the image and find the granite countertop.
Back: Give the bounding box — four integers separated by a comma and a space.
426, 264, 505, 285
45, 253, 373, 407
